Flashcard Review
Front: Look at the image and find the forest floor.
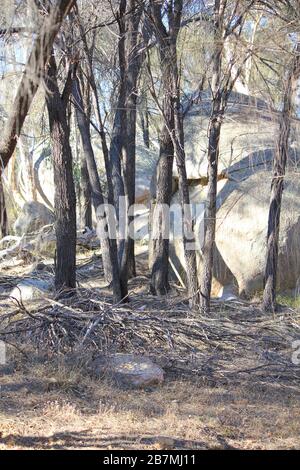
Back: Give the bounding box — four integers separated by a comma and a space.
1, 364, 300, 450
0, 246, 300, 450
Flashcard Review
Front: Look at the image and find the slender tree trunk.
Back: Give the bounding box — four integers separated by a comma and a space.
80, 154, 92, 229
0, 175, 8, 238
150, 0, 185, 296
200, 0, 225, 313
72, 77, 123, 303
173, 88, 199, 307
200, 104, 222, 312
34, 149, 54, 209
141, 110, 150, 148
158, 0, 199, 307
262, 45, 300, 312
124, 0, 143, 278
45, 55, 76, 291
73, 77, 112, 281
73, 11, 125, 301
109, 0, 128, 298
150, 52, 175, 295
140, 92, 150, 148
75, 76, 92, 230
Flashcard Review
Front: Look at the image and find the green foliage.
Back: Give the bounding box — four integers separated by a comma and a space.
277, 294, 300, 309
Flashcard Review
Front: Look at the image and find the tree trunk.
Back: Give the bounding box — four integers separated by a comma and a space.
199, 0, 225, 313
72, 77, 112, 281
109, 0, 128, 298
0, 175, 8, 238
200, 105, 222, 312
34, 149, 54, 210
123, 0, 143, 278
173, 86, 199, 307
0, 0, 75, 169
72, 77, 123, 303
140, 93, 150, 148
80, 154, 92, 230
159, 0, 199, 307
73, 11, 125, 301
150, 55, 174, 295
45, 55, 76, 292
262, 45, 300, 312
72, 95, 92, 229
149, 0, 182, 296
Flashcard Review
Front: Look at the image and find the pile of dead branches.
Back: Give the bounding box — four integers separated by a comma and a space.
1, 289, 300, 387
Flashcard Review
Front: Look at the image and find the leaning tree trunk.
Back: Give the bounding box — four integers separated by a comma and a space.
72, 77, 123, 303
172, 80, 199, 307
72, 78, 112, 282
73, 77, 112, 282
262, 45, 300, 312
45, 55, 76, 292
0, 0, 75, 170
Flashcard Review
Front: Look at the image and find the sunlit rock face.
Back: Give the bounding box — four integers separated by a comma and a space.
176, 90, 280, 179
169, 91, 300, 297
216, 170, 300, 297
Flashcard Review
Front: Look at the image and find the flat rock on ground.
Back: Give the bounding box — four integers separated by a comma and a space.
90, 354, 164, 389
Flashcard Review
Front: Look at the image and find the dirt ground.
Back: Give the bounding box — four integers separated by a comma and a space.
1, 359, 300, 450
1, 247, 300, 450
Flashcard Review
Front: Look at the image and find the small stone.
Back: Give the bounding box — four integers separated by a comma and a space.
9, 278, 52, 302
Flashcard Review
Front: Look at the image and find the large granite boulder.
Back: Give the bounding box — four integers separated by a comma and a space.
169, 146, 300, 297
175, 91, 285, 180
216, 170, 300, 297
14, 201, 54, 236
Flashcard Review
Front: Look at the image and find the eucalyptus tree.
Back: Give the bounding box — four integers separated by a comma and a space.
45, 54, 77, 291
199, 0, 257, 313
0, 0, 75, 236
147, 0, 199, 305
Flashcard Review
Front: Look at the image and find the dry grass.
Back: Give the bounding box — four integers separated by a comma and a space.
1, 352, 300, 450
